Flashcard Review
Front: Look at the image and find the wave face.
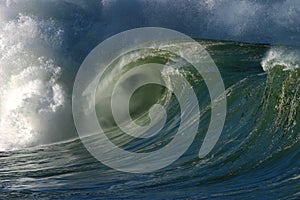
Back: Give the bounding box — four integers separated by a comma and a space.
0, 0, 299, 199
1, 40, 299, 199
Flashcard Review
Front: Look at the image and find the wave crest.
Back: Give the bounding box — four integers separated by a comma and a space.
261, 47, 300, 72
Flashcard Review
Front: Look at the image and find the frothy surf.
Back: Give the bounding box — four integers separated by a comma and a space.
0, 13, 75, 150
261, 47, 300, 72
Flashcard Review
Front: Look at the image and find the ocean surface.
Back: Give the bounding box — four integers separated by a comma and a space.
0, 0, 299, 199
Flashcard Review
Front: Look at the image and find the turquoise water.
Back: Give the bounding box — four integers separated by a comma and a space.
0, 1, 299, 199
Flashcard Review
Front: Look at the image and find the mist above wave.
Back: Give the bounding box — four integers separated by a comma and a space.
104, 0, 300, 46
2, 0, 299, 46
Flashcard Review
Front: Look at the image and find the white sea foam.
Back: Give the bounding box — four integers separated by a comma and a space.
0, 13, 75, 150
261, 47, 300, 72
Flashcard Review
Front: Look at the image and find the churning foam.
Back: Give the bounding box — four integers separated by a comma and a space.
261, 47, 300, 72
0, 13, 74, 150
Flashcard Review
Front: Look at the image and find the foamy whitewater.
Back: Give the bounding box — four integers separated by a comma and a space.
0, 13, 75, 150
0, 0, 299, 199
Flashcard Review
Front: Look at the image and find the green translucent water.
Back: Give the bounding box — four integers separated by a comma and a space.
1, 40, 299, 199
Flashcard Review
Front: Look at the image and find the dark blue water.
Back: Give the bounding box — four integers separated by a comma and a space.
0, 1, 299, 199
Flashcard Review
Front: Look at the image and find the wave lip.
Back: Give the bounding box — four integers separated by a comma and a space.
261, 47, 300, 72
72, 27, 227, 173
